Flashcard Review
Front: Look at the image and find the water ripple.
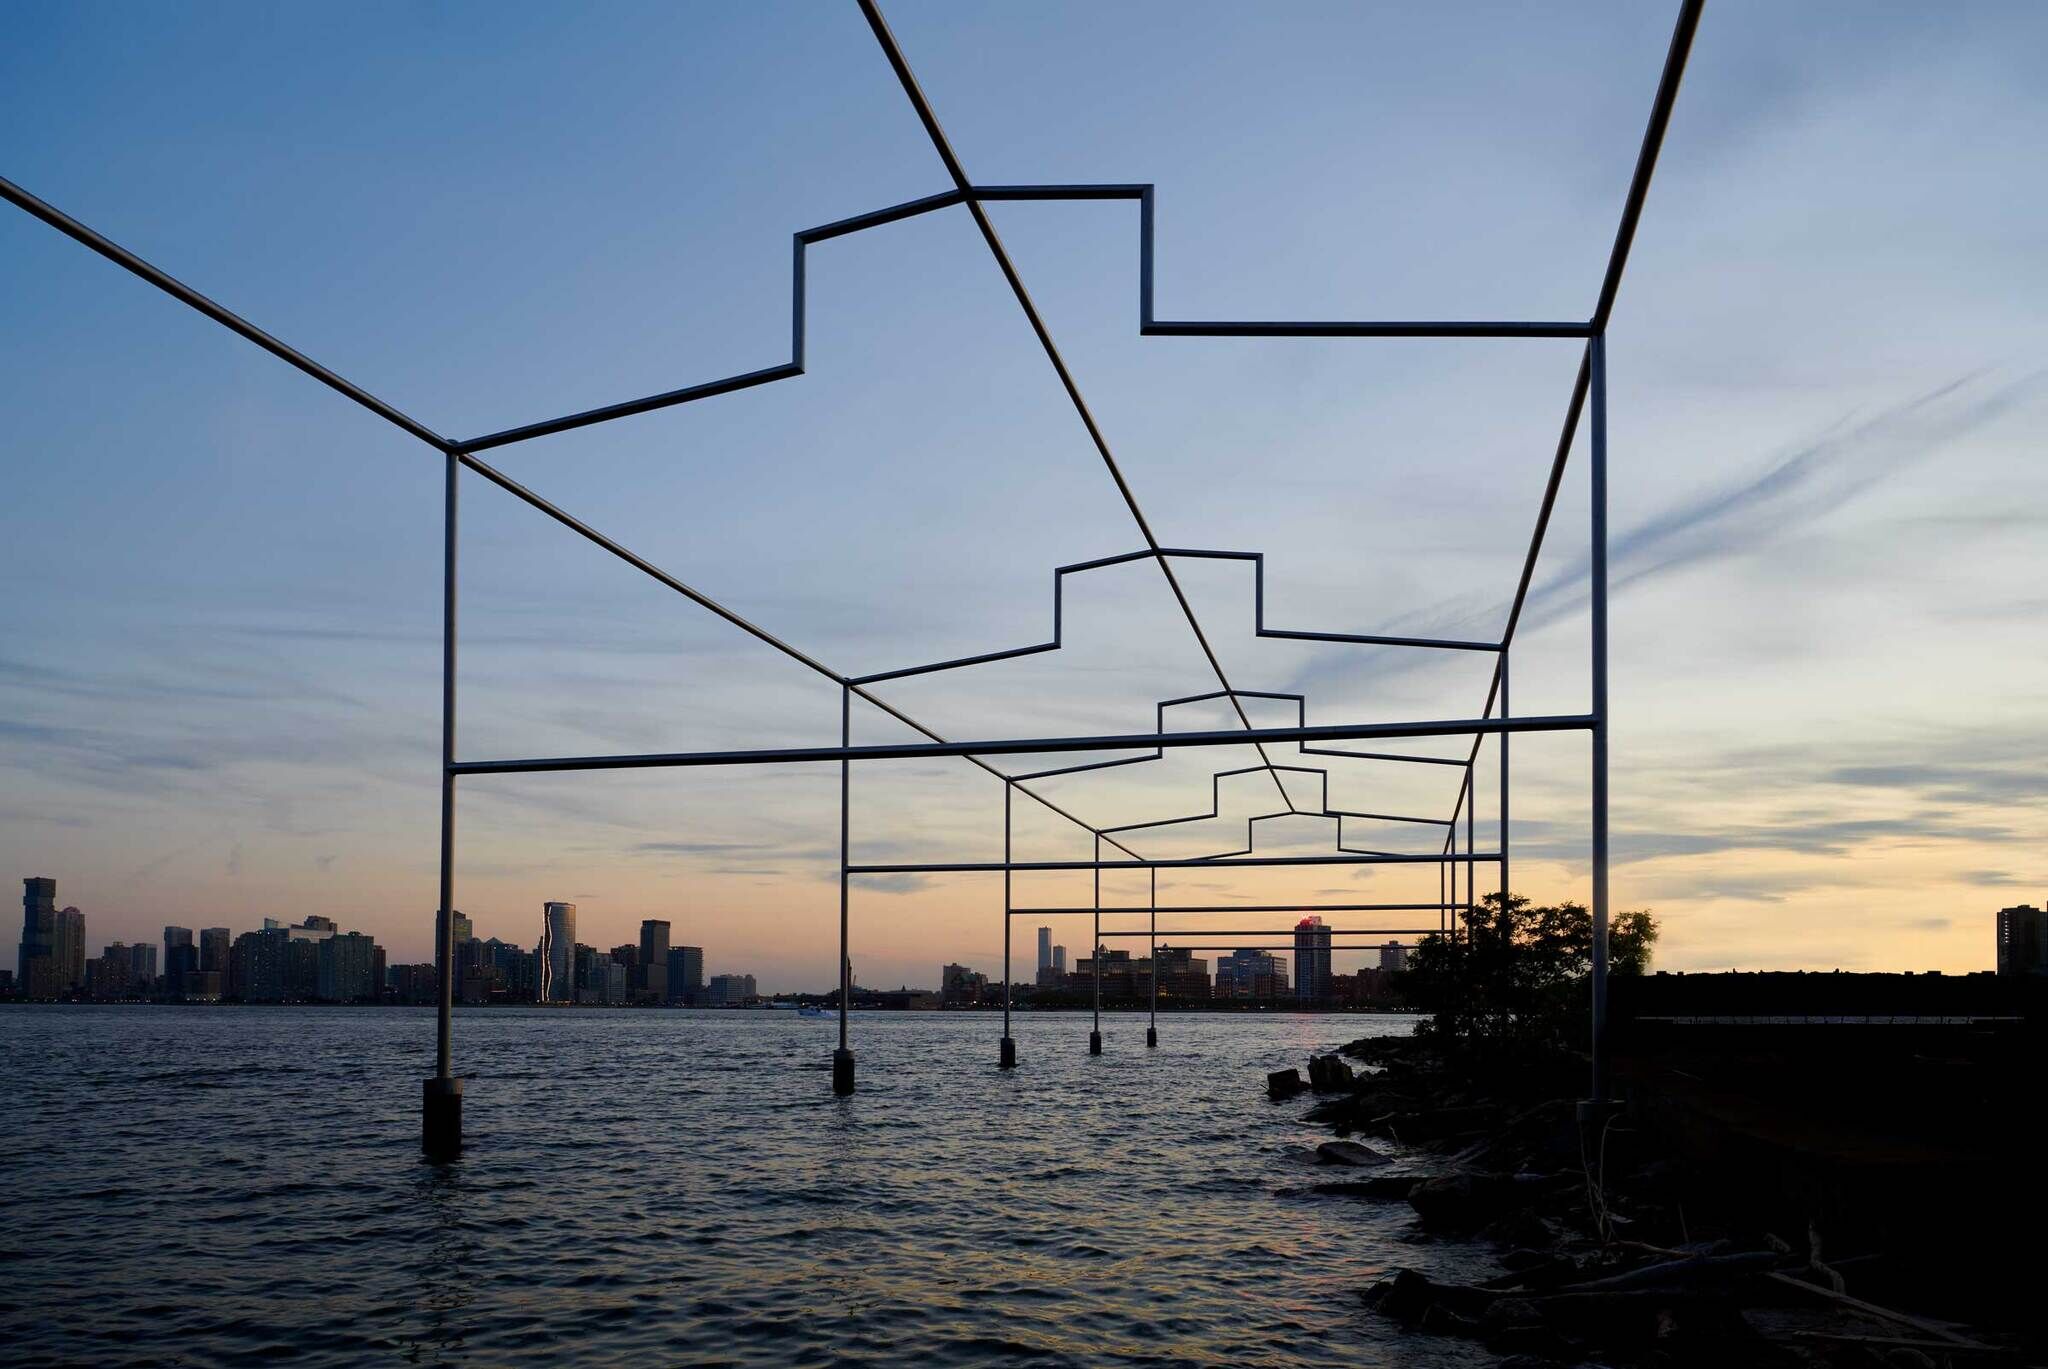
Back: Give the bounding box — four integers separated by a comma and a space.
1, 1005, 1493, 1367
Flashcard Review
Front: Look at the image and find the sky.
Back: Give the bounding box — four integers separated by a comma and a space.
3, 1, 2043, 992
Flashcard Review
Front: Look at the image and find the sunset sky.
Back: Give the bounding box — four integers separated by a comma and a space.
4, 1, 2043, 992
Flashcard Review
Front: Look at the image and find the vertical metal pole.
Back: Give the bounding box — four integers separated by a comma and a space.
1465, 768, 1476, 924
1146, 866, 1157, 1047
1447, 821, 1458, 941
1500, 651, 1512, 926
1000, 782, 1016, 1068
834, 683, 855, 1095
1441, 840, 1458, 946
1589, 334, 1612, 1105
423, 450, 462, 1157
1089, 833, 1102, 1054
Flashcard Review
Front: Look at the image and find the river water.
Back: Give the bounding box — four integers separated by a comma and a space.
0, 1006, 1495, 1367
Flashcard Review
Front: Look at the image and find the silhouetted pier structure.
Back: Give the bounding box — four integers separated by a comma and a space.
0, 0, 1703, 1156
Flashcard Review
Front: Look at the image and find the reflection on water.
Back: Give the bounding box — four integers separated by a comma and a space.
0, 1006, 1493, 1366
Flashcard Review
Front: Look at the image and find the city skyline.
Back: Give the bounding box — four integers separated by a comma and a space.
18, 870, 2041, 1001
3, 2, 2044, 991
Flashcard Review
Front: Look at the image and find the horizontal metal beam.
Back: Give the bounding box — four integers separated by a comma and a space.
446, 461, 1147, 861
851, 852, 1500, 874
1091, 929, 1436, 938
452, 714, 1593, 775
1141, 319, 1590, 339
1012, 903, 1464, 915
1064, 944, 1420, 953
966, 185, 1590, 339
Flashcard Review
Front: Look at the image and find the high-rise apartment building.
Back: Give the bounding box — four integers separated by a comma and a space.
1997, 904, 2046, 976
1294, 916, 1333, 1004
706, 973, 756, 1006
1144, 945, 1211, 1000
1214, 948, 1288, 999
89, 942, 134, 999
666, 945, 704, 1005
639, 920, 671, 1000
1379, 941, 1409, 973
17, 877, 57, 996
317, 932, 379, 1003
127, 941, 157, 988
539, 902, 577, 1003
54, 906, 85, 992
230, 928, 292, 1002
164, 926, 196, 998
450, 911, 472, 944
200, 927, 231, 975
1053, 944, 1067, 974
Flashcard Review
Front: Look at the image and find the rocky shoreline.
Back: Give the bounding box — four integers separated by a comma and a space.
1268, 1035, 2027, 1368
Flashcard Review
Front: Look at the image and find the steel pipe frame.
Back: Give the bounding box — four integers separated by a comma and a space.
451, 714, 1590, 775
1101, 945, 1416, 954
1, 0, 1702, 1115
1015, 904, 1466, 916
853, 852, 1501, 875
1090, 930, 1436, 939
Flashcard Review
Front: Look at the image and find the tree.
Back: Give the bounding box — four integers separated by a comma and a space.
1402, 892, 1658, 1062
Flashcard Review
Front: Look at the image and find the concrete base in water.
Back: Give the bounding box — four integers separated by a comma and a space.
1088, 1030, 1102, 1055
1146, 1026, 1158, 1048
832, 1047, 855, 1095
421, 1075, 463, 1158
999, 1036, 1016, 1069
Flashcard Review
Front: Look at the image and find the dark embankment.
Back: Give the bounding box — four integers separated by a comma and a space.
1268, 974, 2044, 1366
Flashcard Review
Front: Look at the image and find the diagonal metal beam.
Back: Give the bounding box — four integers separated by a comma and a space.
0, 173, 454, 452
856, 0, 1299, 817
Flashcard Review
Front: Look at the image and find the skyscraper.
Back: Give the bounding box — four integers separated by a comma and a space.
1053, 944, 1067, 974
17, 878, 57, 997
200, 927, 231, 975
1997, 904, 2046, 976
450, 911, 472, 944
1215, 948, 1288, 999
317, 932, 378, 1003
1037, 926, 1052, 974
639, 920, 671, 1000
1294, 916, 1332, 1004
539, 902, 577, 1003
1379, 941, 1409, 973
667, 945, 704, 1005
164, 926, 195, 998
54, 906, 85, 992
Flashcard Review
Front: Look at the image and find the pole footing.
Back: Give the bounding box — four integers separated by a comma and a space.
1146, 1026, 1157, 1048
422, 1075, 463, 1158
999, 1036, 1017, 1069
1575, 1097, 1625, 1127
832, 1047, 856, 1096
1088, 1030, 1102, 1055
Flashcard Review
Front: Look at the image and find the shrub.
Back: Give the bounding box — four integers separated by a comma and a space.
1402, 891, 1657, 1064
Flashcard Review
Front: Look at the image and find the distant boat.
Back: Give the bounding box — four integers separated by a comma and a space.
797, 1004, 826, 1017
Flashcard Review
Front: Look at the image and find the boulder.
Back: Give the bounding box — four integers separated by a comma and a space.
1302, 1096, 1361, 1124
1310, 1175, 1417, 1200
1307, 1052, 1356, 1091
1315, 1139, 1392, 1167
1266, 1067, 1304, 1099
1360, 1268, 1502, 1329
1359, 1268, 1438, 1325
1408, 1173, 1524, 1232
